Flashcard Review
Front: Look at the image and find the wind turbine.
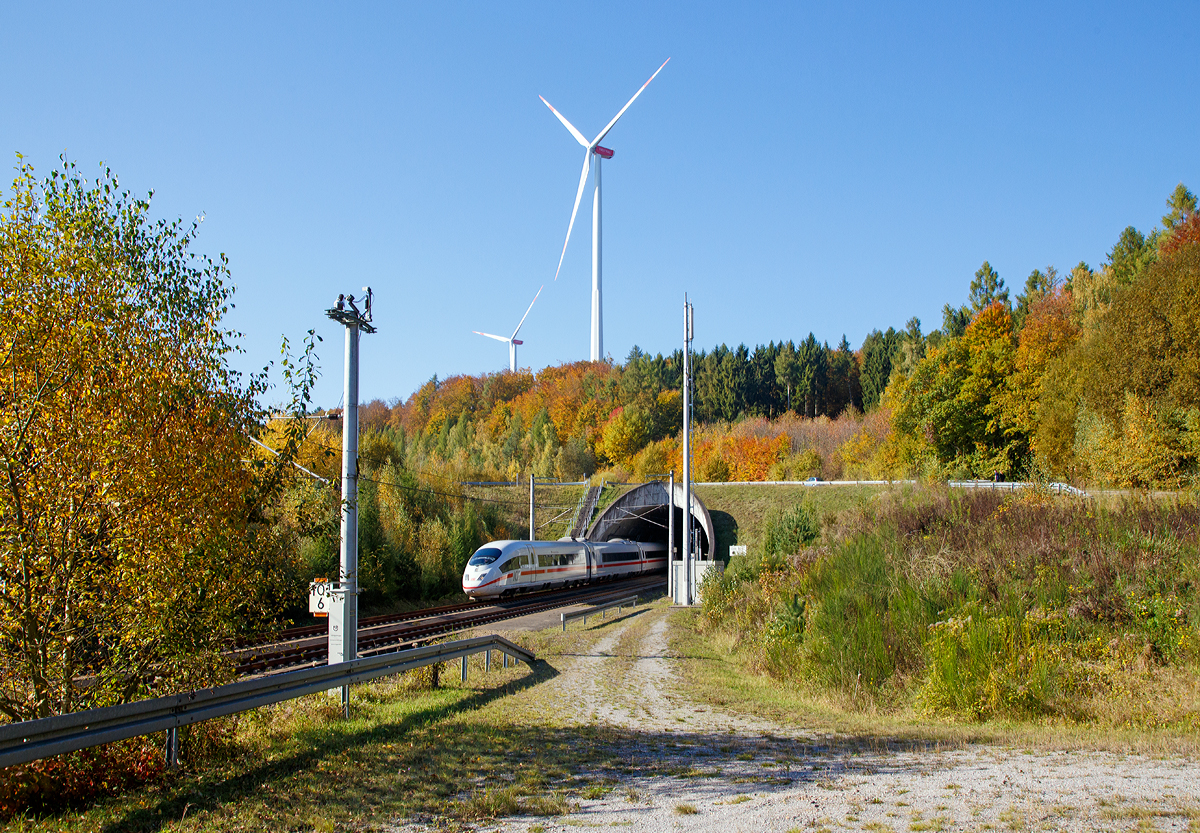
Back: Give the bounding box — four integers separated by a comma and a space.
541, 58, 670, 362
474, 285, 543, 373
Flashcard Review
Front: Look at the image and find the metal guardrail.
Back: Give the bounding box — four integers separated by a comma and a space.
0, 634, 533, 770
461, 480, 589, 487
947, 480, 1089, 497
561, 594, 640, 632
693, 479, 1091, 497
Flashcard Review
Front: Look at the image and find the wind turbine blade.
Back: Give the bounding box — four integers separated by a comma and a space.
591, 58, 671, 148
553, 150, 591, 281
511, 285, 544, 339
539, 96, 590, 148
474, 330, 511, 343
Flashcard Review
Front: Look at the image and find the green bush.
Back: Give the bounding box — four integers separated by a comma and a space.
762, 502, 820, 562
1129, 591, 1192, 662
763, 595, 807, 673
920, 604, 1060, 719
799, 536, 896, 692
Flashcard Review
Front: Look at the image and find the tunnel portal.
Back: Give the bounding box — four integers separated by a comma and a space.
584, 481, 715, 560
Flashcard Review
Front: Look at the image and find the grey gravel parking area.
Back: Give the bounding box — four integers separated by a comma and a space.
390, 608, 1200, 832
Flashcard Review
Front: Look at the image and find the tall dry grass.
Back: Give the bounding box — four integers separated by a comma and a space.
702, 487, 1200, 724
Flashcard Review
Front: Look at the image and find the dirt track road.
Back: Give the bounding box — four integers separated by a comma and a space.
393, 608, 1200, 832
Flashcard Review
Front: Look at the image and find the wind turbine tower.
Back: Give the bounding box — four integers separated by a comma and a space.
541, 58, 670, 361
474, 285, 543, 373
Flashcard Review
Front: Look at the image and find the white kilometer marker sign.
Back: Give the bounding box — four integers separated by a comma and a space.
541, 58, 670, 362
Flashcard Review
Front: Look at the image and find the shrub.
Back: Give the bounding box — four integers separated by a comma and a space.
403, 661, 443, 691
763, 595, 807, 673
799, 536, 896, 692
697, 453, 731, 482
1129, 591, 1193, 663
768, 449, 822, 481
921, 604, 1061, 719
762, 503, 820, 562
0, 738, 164, 819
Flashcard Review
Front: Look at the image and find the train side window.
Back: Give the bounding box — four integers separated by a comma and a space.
498, 557, 518, 573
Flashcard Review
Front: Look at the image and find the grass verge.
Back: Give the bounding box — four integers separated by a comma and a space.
0, 601, 668, 832
670, 606, 1200, 756
696, 483, 894, 558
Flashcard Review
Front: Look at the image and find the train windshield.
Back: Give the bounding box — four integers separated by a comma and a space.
468, 547, 503, 566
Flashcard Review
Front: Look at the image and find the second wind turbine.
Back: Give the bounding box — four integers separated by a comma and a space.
474, 285, 543, 373
541, 58, 670, 362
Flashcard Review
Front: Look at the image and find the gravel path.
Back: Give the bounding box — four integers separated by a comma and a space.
396, 608, 1200, 832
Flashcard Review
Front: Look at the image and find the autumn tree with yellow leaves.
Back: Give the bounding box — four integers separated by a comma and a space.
0, 159, 316, 723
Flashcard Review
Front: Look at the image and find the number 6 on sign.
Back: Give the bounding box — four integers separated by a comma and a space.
309, 578, 330, 618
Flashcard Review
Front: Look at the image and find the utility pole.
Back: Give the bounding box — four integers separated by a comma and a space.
529, 475, 536, 541
679, 296, 694, 605
667, 469, 674, 599
325, 288, 375, 715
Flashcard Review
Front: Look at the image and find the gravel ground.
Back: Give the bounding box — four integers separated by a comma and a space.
392, 608, 1200, 832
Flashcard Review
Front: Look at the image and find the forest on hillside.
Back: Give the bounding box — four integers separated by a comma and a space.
320, 183, 1200, 491
259, 183, 1200, 611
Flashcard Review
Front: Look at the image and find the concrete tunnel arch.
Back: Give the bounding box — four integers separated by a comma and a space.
584, 481, 716, 560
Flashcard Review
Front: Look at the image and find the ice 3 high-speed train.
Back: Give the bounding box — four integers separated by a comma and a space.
462, 538, 667, 598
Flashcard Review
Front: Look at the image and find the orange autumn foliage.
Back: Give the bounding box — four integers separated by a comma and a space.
395, 361, 619, 448
690, 429, 791, 482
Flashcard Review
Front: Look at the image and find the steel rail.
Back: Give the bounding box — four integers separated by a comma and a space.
234, 577, 662, 675
251, 598, 489, 644
242, 579, 619, 646
0, 635, 534, 771
351, 581, 658, 657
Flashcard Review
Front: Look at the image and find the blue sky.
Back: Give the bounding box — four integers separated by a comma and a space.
4, 2, 1198, 408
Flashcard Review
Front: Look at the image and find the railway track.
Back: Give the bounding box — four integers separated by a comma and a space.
233, 576, 664, 676
237, 580, 604, 647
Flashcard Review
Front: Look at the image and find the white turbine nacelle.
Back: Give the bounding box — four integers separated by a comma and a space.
473, 285, 542, 373
540, 58, 670, 362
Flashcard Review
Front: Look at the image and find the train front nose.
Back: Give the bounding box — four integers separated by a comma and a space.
462, 565, 492, 593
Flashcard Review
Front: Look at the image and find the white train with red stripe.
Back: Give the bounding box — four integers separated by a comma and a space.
462, 538, 667, 599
